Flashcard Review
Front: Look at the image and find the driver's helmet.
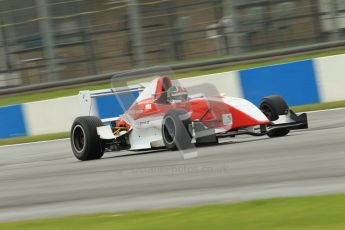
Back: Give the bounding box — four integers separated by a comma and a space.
167, 86, 188, 103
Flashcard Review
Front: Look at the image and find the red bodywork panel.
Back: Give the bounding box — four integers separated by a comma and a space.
115, 76, 271, 131
118, 98, 270, 131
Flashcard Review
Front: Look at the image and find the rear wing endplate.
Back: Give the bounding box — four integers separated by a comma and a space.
79, 84, 146, 117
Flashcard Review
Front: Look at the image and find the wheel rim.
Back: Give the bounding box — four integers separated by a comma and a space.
72, 125, 86, 153
163, 117, 176, 145
261, 104, 273, 120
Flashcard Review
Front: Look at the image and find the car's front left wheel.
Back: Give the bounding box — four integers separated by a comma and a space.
162, 109, 193, 150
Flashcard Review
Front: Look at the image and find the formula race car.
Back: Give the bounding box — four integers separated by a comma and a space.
70, 75, 308, 161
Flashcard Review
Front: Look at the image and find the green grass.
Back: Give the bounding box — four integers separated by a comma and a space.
0, 84, 111, 107
0, 132, 69, 146
292, 100, 345, 112
2, 194, 345, 229
1, 49, 345, 107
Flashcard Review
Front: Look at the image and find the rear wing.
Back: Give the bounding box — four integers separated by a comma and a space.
79, 84, 146, 120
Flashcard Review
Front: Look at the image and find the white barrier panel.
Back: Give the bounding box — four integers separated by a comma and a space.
315, 54, 345, 102
180, 71, 242, 98
23, 96, 80, 135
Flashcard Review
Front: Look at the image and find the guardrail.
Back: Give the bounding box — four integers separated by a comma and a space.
1, 40, 345, 96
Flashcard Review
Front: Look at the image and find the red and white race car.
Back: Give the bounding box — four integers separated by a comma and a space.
70, 75, 308, 161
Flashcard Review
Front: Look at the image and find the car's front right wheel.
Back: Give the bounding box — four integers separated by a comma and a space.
260, 95, 290, 138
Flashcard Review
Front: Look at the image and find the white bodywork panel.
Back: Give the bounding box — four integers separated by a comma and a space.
135, 78, 158, 102
125, 114, 165, 150
273, 114, 294, 125
210, 96, 269, 122
128, 125, 164, 150
79, 90, 93, 116
97, 126, 117, 140
98, 113, 165, 150
96, 116, 165, 150
101, 117, 118, 123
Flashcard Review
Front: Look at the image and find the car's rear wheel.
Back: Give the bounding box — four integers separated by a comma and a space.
162, 109, 193, 150
260, 95, 290, 138
71, 116, 105, 161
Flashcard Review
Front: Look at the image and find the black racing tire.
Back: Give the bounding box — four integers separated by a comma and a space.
259, 95, 290, 138
162, 109, 193, 150
70, 116, 105, 161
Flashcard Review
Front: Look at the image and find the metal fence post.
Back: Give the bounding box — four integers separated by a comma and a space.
36, 0, 59, 82
0, 1, 17, 73
330, 0, 340, 41
76, 0, 98, 75
0, 23, 7, 72
127, 0, 146, 68
222, 0, 241, 54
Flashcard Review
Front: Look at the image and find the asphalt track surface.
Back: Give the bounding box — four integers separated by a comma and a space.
0, 109, 345, 222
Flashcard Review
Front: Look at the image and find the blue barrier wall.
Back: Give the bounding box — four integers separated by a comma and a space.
0, 104, 27, 138
239, 60, 320, 106
3, 55, 343, 140
95, 91, 139, 119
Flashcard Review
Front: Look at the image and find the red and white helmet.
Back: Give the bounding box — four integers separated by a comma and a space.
167, 86, 188, 103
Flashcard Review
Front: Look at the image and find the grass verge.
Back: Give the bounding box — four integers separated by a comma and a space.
0, 132, 69, 146
1, 193, 345, 229
1, 49, 345, 107
291, 100, 345, 112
